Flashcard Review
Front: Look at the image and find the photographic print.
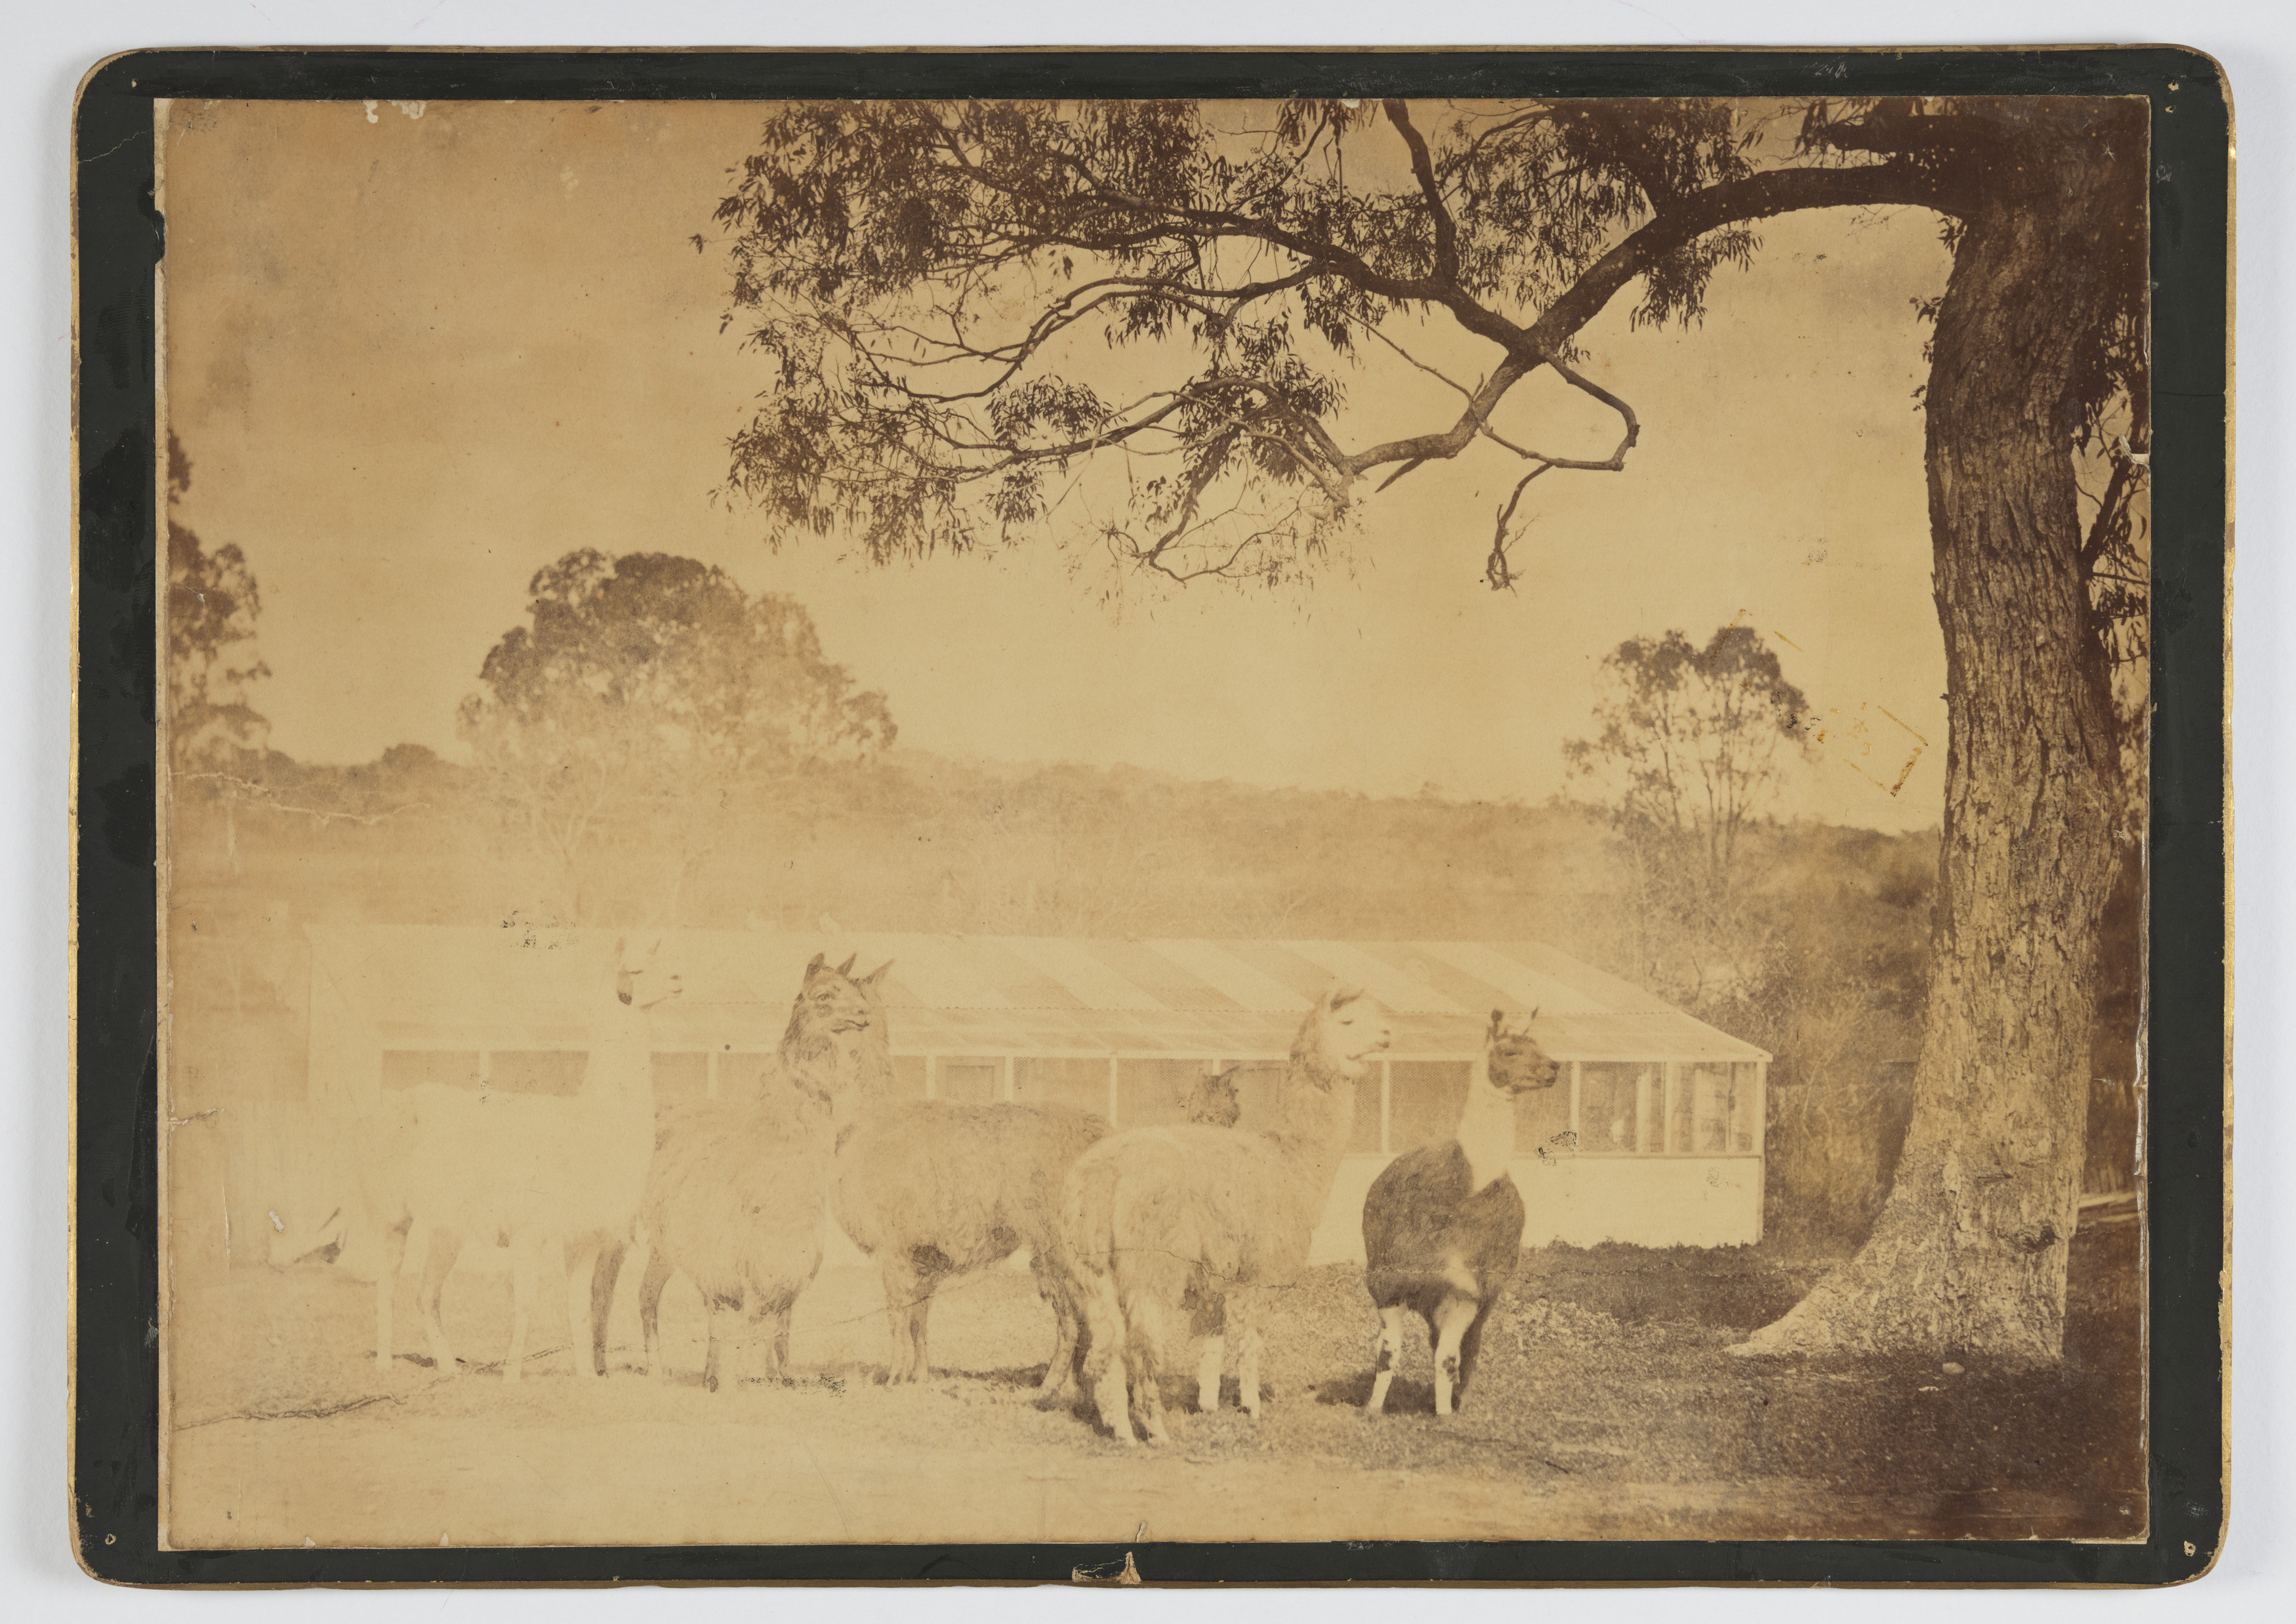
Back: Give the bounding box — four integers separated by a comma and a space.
123, 72, 2185, 1559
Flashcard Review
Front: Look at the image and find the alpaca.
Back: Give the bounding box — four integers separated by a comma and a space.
592, 953, 893, 1391
1179, 1065, 1242, 1129
1059, 986, 1391, 1444
832, 1098, 1110, 1391
833, 1060, 1254, 1394
1363, 1009, 1560, 1417
370, 936, 676, 1382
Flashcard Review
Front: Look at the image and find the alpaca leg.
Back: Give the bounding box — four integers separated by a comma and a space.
1195, 1331, 1224, 1415
562, 1236, 601, 1377
1233, 1299, 1265, 1421
375, 1215, 411, 1376
589, 1241, 627, 1377
877, 1260, 924, 1383
416, 1225, 463, 1378
638, 1245, 676, 1380
1431, 1295, 1480, 1417
1126, 1333, 1170, 1445
899, 1261, 946, 1384
760, 1299, 794, 1383
1366, 1304, 1408, 1417
702, 1301, 726, 1394
1029, 1251, 1078, 1396
504, 1234, 544, 1384
1454, 1306, 1494, 1409
1075, 1268, 1136, 1444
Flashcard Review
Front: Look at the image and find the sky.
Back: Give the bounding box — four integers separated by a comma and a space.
159, 97, 1956, 831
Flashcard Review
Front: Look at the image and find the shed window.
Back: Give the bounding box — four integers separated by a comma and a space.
890, 1055, 930, 1098
1579, 1062, 1654, 1154
935, 1058, 1003, 1104
1387, 1061, 1470, 1153
1116, 1058, 1200, 1127
1015, 1058, 1109, 1117
1688, 1063, 1734, 1152
716, 1051, 779, 1100
651, 1052, 710, 1099
1513, 1076, 1571, 1151
487, 1051, 588, 1096
381, 1051, 481, 1091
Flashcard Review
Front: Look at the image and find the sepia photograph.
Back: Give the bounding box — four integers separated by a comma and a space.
147, 86, 2155, 1552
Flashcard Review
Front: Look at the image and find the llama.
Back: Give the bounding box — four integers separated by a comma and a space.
369, 935, 676, 1382
1363, 1009, 1560, 1418
592, 953, 893, 1391
1059, 985, 1391, 1444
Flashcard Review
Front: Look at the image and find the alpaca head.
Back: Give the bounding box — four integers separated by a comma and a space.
787, 952, 892, 1045
1292, 982, 1391, 1081
1485, 1007, 1561, 1093
1183, 1065, 1244, 1128
783, 953, 897, 1116
611, 934, 683, 1012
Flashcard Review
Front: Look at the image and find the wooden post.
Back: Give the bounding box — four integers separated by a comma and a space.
1663, 1062, 1681, 1154
1568, 1060, 1582, 1148
1378, 1058, 1393, 1156
1753, 1060, 1769, 1156
924, 1055, 938, 1100
1107, 1055, 1121, 1125
707, 1049, 720, 1100
1002, 1054, 1016, 1103
479, 1050, 491, 1091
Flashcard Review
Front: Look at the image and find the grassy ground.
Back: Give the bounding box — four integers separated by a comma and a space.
162, 1215, 2142, 1549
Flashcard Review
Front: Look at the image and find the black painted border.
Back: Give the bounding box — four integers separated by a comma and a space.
71, 46, 2230, 1587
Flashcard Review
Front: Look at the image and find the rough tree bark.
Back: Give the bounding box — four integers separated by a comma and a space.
1737, 102, 2139, 1366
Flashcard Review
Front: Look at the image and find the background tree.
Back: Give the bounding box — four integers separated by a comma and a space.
166, 434, 272, 869
1564, 625, 1811, 1001
457, 550, 895, 925
708, 94, 2146, 1366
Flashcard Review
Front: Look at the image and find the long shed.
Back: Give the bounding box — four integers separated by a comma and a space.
289, 925, 1771, 1262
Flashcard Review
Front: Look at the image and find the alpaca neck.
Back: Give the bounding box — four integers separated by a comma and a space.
1454, 1064, 1519, 1194
1265, 1048, 1360, 1191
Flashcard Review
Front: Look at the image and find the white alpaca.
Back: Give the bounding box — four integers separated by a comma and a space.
1059, 985, 1391, 1444
369, 936, 676, 1381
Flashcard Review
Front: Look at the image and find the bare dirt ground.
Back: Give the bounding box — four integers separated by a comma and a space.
162, 1218, 2142, 1551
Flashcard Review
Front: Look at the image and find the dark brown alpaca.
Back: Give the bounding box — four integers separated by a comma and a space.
1362, 1009, 1559, 1417
588, 953, 892, 1390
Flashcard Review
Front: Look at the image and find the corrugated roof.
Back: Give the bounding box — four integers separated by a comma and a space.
303, 926, 1767, 1064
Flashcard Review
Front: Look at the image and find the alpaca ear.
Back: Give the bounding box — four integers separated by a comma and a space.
837, 952, 858, 976
1326, 981, 1366, 1009
1527, 1006, 1540, 1023
1488, 1008, 1506, 1041
804, 951, 827, 978
865, 959, 895, 989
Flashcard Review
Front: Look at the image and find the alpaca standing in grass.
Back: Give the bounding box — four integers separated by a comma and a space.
371, 936, 677, 1382
833, 1096, 1110, 1391
592, 953, 892, 1391
1363, 1009, 1560, 1417
1059, 986, 1391, 1444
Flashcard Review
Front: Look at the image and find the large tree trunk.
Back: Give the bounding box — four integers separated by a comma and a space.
1738, 105, 2136, 1367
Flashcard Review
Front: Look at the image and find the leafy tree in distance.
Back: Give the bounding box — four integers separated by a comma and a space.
166, 434, 272, 869
1565, 626, 1811, 1002
707, 94, 2153, 1366
457, 550, 895, 926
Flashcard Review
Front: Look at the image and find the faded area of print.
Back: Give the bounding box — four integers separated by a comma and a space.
155, 93, 2148, 1549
